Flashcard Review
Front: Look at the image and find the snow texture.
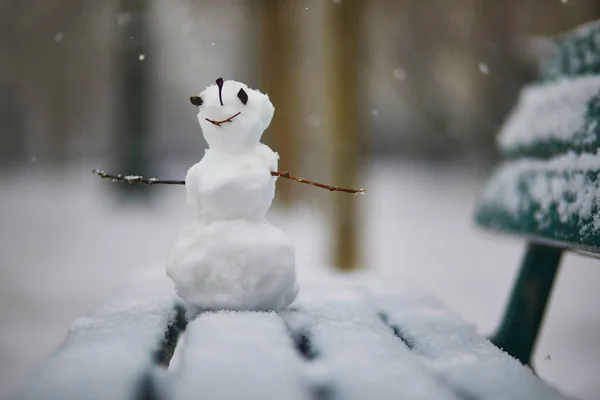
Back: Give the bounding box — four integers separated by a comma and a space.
184, 143, 278, 221
479, 150, 600, 231
280, 285, 463, 400
168, 311, 309, 400
123, 175, 143, 182
167, 219, 298, 311
18, 294, 181, 400
497, 75, 600, 154
167, 79, 298, 311
25, 279, 565, 400
541, 19, 600, 81
196, 79, 275, 154
371, 289, 566, 400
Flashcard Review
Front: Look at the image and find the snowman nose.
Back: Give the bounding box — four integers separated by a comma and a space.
216, 77, 224, 106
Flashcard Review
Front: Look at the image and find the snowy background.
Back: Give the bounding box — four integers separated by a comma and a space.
2, 1, 600, 399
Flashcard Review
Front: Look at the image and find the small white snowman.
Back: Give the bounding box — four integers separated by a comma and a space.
166, 78, 299, 311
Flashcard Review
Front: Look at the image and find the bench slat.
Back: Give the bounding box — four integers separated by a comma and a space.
372, 291, 565, 400
169, 311, 309, 400
540, 20, 600, 81
19, 296, 181, 400
281, 285, 462, 400
475, 152, 600, 252
497, 77, 600, 159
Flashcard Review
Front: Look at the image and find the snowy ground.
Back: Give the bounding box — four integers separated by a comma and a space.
1, 159, 599, 399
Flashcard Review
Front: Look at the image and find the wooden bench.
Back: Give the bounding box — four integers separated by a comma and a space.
474, 19, 600, 367
18, 277, 566, 400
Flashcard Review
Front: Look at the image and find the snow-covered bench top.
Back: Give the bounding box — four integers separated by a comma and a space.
19, 278, 565, 400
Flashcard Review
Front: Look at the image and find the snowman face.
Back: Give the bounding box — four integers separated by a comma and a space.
191, 79, 275, 152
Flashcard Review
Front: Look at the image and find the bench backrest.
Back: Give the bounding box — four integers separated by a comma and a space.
475, 20, 600, 253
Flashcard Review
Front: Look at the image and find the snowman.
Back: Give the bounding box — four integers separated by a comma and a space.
166, 78, 299, 311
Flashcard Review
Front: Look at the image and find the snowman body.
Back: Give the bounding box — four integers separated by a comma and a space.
166, 79, 298, 311
185, 144, 277, 221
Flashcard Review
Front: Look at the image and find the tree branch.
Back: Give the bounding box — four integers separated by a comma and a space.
93, 169, 365, 194
93, 169, 185, 185
270, 171, 365, 194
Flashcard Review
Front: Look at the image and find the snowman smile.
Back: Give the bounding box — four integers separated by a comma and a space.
205, 112, 241, 127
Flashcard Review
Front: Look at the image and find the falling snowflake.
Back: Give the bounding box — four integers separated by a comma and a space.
392, 68, 407, 81
117, 12, 132, 27
54, 33, 63, 43
306, 114, 322, 128
479, 63, 489, 74
138, 54, 146, 61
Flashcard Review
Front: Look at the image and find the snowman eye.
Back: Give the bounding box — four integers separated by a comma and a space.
237, 88, 248, 105
190, 96, 203, 107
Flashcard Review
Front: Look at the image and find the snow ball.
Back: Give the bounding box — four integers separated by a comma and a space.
392, 68, 407, 81
138, 54, 145, 61
54, 33, 63, 43
479, 63, 489, 74
371, 109, 379, 116
306, 113, 322, 128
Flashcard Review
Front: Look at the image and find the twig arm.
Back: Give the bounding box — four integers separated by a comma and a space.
272, 171, 365, 194
92, 169, 185, 185
93, 169, 365, 194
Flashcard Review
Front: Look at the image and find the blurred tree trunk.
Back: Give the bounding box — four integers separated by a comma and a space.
115, 0, 152, 198
0, 1, 26, 162
260, 0, 296, 205
325, 0, 363, 271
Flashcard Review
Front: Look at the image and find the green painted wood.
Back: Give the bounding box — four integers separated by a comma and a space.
475, 156, 600, 253
496, 19, 600, 160
490, 244, 563, 366
539, 20, 600, 82
500, 91, 600, 160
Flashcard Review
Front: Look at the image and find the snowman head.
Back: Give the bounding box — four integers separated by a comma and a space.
191, 78, 275, 152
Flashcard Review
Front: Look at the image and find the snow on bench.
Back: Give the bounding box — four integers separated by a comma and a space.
476, 150, 600, 250
280, 285, 463, 400
19, 295, 184, 400
167, 311, 308, 400
18, 280, 567, 400
371, 290, 565, 400
497, 75, 600, 158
